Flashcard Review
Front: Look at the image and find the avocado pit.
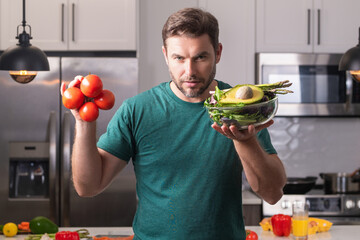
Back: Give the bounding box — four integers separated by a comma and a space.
219, 84, 264, 104
235, 86, 253, 100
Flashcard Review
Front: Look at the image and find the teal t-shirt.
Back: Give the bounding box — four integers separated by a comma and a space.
97, 81, 276, 240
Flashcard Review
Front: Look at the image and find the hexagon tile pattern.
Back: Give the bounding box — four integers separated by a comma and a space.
268, 117, 360, 182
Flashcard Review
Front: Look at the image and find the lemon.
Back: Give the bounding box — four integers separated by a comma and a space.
3, 222, 18, 237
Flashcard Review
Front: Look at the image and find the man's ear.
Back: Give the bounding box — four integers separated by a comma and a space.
162, 46, 169, 65
215, 43, 223, 64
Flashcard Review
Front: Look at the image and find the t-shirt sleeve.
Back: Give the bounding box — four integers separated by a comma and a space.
256, 128, 277, 154
97, 101, 135, 162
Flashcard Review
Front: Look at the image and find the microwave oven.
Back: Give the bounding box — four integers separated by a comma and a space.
256, 53, 360, 116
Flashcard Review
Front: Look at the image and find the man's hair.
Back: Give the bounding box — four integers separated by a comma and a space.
162, 8, 219, 52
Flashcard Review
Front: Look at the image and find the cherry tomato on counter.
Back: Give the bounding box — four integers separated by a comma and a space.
245, 230, 258, 240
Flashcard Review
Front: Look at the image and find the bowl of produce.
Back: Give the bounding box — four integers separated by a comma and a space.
204, 80, 292, 129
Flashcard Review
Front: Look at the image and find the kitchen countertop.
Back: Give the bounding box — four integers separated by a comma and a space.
246, 226, 360, 240
1, 226, 359, 240
242, 190, 262, 205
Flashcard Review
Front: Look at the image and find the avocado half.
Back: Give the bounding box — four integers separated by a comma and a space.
219, 84, 264, 104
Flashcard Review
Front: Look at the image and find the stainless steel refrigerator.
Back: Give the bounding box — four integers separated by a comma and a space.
0, 57, 138, 227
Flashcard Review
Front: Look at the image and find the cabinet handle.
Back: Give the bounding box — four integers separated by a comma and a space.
317, 9, 321, 45
72, 3, 75, 42
307, 9, 311, 45
61, 4, 64, 42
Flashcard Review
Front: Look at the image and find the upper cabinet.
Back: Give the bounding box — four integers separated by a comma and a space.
0, 0, 136, 51
256, 0, 360, 53
199, 0, 256, 85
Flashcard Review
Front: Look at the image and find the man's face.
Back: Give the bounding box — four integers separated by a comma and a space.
162, 34, 222, 102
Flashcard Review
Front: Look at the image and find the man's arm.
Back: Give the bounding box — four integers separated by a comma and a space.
61, 81, 127, 197
71, 121, 127, 197
212, 120, 286, 205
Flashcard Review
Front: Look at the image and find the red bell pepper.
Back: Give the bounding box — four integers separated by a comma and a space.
55, 231, 80, 240
271, 214, 292, 237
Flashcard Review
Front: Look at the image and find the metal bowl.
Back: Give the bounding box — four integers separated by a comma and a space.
205, 97, 278, 129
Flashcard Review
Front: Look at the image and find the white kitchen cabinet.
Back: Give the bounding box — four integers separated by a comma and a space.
256, 0, 360, 53
138, 0, 199, 92
0, 0, 136, 51
199, 0, 256, 85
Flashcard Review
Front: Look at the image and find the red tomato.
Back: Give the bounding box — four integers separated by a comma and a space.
245, 230, 258, 240
80, 74, 103, 98
79, 102, 99, 122
94, 89, 115, 110
62, 87, 85, 109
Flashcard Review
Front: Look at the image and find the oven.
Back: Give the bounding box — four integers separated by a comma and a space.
262, 189, 360, 225
256, 53, 360, 116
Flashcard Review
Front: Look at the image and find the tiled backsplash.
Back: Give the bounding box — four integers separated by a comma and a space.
268, 117, 360, 184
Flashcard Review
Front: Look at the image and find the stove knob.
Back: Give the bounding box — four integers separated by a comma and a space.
345, 199, 355, 210
281, 200, 290, 209
357, 200, 360, 209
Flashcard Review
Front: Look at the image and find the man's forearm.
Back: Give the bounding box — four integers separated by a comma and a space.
234, 137, 286, 205
72, 121, 103, 197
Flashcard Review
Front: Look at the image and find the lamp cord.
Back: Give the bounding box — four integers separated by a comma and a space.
22, 0, 26, 31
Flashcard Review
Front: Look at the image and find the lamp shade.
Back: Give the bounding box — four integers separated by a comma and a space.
339, 44, 360, 71
339, 27, 360, 71
0, 44, 49, 71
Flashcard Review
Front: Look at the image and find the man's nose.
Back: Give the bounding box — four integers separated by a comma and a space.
185, 60, 196, 76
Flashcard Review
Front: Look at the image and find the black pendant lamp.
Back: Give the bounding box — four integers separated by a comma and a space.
339, 27, 360, 81
0, 0, 49, 84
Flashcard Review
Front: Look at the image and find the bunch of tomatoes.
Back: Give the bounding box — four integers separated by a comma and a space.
62, 74, 115, 122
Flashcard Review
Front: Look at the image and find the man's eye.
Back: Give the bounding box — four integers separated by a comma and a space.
174, 56, 183, 61
196, 55, 206, 61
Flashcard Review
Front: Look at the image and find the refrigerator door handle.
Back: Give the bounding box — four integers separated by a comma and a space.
48, 111, 59, 224
61, 111, 71, 226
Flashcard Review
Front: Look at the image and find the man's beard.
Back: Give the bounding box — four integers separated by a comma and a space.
170, 65, 216, 98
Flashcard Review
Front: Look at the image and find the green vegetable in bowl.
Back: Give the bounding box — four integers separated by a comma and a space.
204, 80, 293, 128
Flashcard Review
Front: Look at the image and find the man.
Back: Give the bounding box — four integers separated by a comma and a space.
62, 8, 286, 240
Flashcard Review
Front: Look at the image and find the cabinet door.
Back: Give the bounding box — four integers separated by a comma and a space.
68, 0, 136, 50
256, 0, 313, 52
314, 0, 360, 53
242, 205, 262, 226
0, 0, 67, 51
199, 0, 256, 85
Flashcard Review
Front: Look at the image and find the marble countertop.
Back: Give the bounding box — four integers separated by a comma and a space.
246, 226, 360, 240
2, 225, 359, 240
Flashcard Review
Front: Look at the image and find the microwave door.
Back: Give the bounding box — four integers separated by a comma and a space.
256, 52, 356, 116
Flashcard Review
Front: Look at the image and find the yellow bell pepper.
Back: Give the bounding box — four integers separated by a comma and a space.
259, 217, 272, 231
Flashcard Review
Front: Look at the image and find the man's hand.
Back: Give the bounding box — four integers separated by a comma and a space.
60, 76, 84, 121
211, 120, 274, 142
